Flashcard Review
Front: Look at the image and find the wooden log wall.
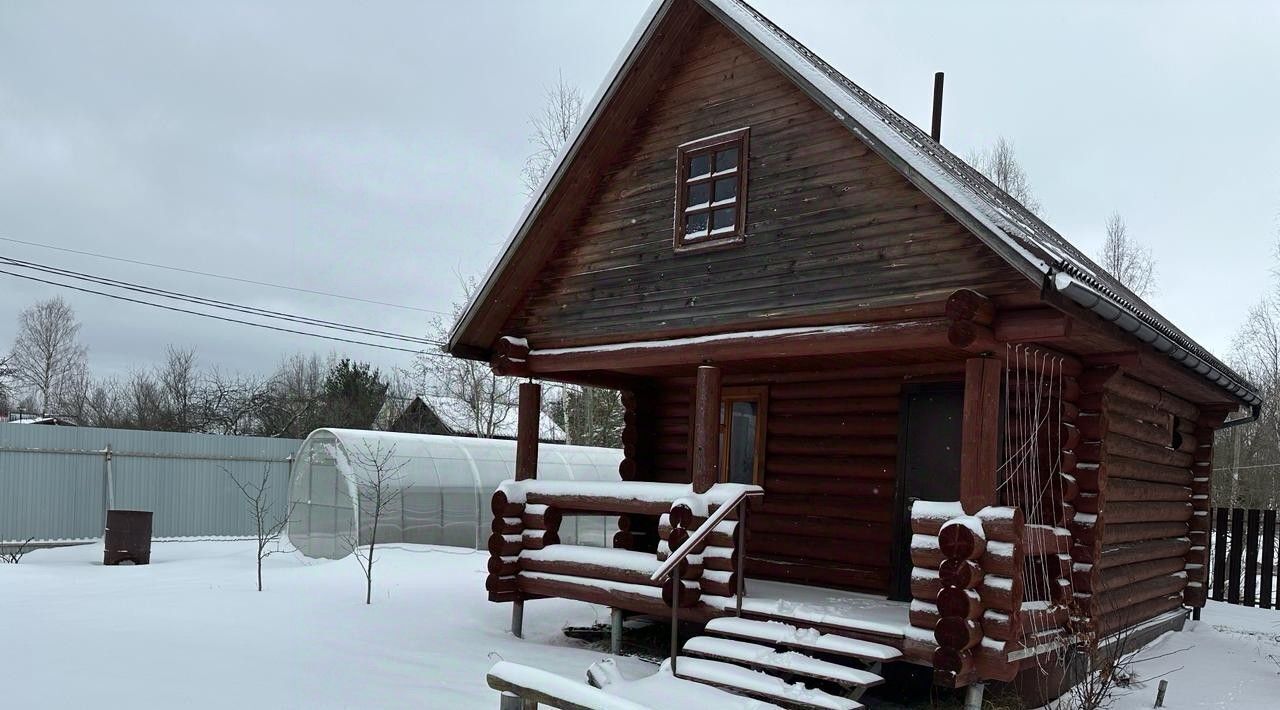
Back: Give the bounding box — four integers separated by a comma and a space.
1071, 370, 1199, 635
633, 371, 905, 594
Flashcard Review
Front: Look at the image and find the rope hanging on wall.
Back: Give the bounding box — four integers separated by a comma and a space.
996, 343, 1068, 671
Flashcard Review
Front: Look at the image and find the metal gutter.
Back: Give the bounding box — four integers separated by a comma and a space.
1049, 269, 1261, 407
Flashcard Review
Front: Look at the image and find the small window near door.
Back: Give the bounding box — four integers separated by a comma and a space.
720, 386, 767, 486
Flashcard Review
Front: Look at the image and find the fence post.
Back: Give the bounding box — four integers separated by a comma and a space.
100, 445, 114, 535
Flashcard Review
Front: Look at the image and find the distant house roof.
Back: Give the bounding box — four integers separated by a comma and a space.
390, 394, 566, 443
448, 0, 1259, 411
5, 415, 78, 426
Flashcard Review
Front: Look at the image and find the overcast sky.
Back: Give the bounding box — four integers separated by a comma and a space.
1, 1, 1277, 384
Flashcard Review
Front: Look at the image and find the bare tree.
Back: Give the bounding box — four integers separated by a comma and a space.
407, 278, 519, 438
224, 464, 294, 591
343, 442, 407, 605
257, 353, 329, 438
157, 346, 201, 431
1096, 212, 1157, 298
1, 537, 36, 564
968, 136, 1042, 216
0, 354, 14, 414
544, 384, 623, 447
9, 296, 89, 414
202, 368, 266, 435
1219, 242, 1280, 509
520, 72, 584, 195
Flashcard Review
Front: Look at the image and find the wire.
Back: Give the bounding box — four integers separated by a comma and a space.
0, 255, 443, 347
0, 267, 447, 356
0, 235, 450, 316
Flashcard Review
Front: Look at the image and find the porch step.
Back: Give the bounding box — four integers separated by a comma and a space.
706, 617, 902, 663
682, 636, 884, 688
672, 657, 863, 710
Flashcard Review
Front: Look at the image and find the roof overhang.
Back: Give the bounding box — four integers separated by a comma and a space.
448, 0, 1261, 410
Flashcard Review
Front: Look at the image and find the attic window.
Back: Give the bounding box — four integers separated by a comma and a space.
674, 127, 749, 252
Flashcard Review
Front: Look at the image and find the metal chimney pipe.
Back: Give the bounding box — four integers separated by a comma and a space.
931, 72, 945, 142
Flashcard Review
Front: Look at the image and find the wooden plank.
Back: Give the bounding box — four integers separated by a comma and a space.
1228, 508, 1244, 605
1262, 510, 1276, 610
960, 357, 1002, 514
525, 317, 962, 373
690, 365, 721, 494
515, 382, 541, 481
1212, 507, 1228, 601
1245, 509, 1261, 607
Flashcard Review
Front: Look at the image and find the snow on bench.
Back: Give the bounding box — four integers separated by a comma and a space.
705, 617, 901, 662
486, 661, 651, 710
682, 636, 883, 687
519, 545, 661, 575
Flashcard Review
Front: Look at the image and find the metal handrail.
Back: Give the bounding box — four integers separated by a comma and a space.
649, 486, 763, 675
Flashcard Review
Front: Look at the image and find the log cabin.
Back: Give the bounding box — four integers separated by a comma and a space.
450, 0, 1263, 706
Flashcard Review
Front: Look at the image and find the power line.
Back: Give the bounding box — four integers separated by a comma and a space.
0, 267, 451, 357
0, 235, 451, 316
0, 255, 443, 347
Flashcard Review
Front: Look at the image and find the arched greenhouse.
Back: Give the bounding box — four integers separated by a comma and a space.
286, 429, 623, 559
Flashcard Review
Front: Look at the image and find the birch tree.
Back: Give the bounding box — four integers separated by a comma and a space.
520, 72, 583, 196
1096, 211, 1157, 298
9, 296, 88, 414
968, 136, 1042, 216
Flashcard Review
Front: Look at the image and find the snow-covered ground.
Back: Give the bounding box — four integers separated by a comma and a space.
0, 541, 760, 709
1101, 603, 1280, 710
2, 541, 1278, 709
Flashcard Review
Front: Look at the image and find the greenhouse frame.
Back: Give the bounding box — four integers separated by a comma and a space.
286, 429, 622, 559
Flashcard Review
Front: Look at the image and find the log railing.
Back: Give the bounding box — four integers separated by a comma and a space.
487, 480, 761, 622
650, 486, 763, 675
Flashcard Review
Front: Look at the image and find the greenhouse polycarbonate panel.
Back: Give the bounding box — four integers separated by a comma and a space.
0, 424, 299, 543
285, 429, 624, 558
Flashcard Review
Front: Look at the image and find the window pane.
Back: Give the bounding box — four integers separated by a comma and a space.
715, 146, 739, 173
727, 400, 757, 485
713, 177, 737, 204
688, 153, 712, 180
686, 182, 710, 209
684, 211, 709, 238
712, 207, 736, 231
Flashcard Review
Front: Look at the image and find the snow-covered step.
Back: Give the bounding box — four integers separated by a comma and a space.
706, 617, 901, 663
682, 636, 883, 688
674, 657, 863, 710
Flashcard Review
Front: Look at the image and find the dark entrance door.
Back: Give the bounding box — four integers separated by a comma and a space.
889, 382, 964, 601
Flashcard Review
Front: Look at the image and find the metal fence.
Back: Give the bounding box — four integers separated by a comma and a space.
0, 424, 301, 543
1209, 507, 1280, 609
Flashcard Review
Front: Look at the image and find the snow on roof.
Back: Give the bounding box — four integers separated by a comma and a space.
412, 393, 566, 442
306, 428, 621, 488
450, 0, 1258, 407
703, 0, 1257, 405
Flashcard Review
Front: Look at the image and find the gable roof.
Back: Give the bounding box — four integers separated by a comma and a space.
394, 394, 565, 443
450, 0, 1260, 409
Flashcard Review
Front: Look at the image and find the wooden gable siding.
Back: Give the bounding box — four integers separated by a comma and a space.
631, 369, 920, 594
501, 15, 1031, 350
